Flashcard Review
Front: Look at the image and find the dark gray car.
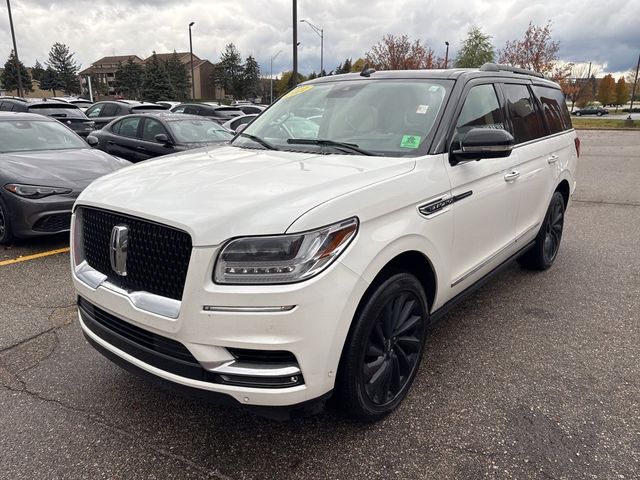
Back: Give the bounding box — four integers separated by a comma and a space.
0, 112, 131, 243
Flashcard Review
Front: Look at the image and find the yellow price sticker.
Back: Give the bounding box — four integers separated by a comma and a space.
283, 85, 314, 98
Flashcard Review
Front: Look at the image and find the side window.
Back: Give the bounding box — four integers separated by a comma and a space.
85, 104, 103, 118
172, 105, 187, 113
141, 118, 169, 142
184, 105, 201, 115
101, 104, 119, 117
453, 84, 504, 148
502, 84, 545, 143
110, 120, 122, 135
532, 86, 571, 133
0, 101, 10, 111
118, 117, 141, 138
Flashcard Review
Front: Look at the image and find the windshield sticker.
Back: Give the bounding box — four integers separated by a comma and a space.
416, 105, 429, 114
400, 135, 421, 149
284, 85, 314, 98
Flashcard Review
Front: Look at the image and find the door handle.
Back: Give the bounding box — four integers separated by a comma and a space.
504, 170, 520, 182
106, 141, 114, 145
547, 154, 559, 165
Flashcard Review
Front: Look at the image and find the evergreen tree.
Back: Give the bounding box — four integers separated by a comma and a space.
46, 42, 80, 94
32, 60, 45, 82
455, 27, 495, 68
335, 58, 353, 74
307, 71, 318, 80
213, 43, 244, 99
142, 53, 174, 102
165, 52, 190, 100
242, 55, 261, 100
115, 58, 144, 99
39, 66, 63, 95
1, 51, 33, 93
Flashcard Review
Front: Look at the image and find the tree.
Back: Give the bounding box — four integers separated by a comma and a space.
142, 53, 174, 102
213, 43, 244, 99
365, 34, 435, 70
1, 51, 33, 93
47, 42, 80, 94
597, 74, 616, 106
615, 77, 629, 110
31, 60, 45, 82
498, 21, 564, 79
335, 58, 353, 74
276, 71, 306, 97
114, 58, 144, 99
243, 55, 261, 100
39, 66, 63, 95
89, 75, 110, 98
164, 52, 190, 100
455, 27, 495, 68
351, 58, 366, 72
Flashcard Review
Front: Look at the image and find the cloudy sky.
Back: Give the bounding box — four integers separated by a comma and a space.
2, 0, 639, 77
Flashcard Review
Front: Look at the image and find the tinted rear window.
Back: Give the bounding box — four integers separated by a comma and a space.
502, 84, 545, 144
532, 86, 572, 133
28, 104, 86, 119
213, 107, 242, 118
131, 105, 167, 112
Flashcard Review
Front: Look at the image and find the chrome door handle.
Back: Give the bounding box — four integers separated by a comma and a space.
504, 170, 520, 182
547, 154, 559, 165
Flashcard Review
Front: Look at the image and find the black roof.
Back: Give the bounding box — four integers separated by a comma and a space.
0, 111, 57, 121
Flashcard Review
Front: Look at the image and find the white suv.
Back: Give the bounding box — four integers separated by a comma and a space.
71, 64, 578, 421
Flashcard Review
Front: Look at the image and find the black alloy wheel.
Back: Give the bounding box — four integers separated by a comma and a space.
518, 191, 565, 270
337, 273, 428, 421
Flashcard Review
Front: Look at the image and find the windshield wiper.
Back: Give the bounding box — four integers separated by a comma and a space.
286, 138, 374, 156
238, 132, 277, 150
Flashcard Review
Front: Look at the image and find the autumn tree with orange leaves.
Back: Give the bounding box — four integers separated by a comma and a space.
365, 34, 436, 70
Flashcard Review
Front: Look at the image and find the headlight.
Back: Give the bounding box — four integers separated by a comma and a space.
4, 184, 72, 199
214, 217, 358, 285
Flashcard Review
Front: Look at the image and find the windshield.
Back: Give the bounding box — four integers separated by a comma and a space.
72, 101, 93, 108
168, 119, 233, 143
0, 120, 88, 153
28, 104, 87, 119
233, 79, 452, 157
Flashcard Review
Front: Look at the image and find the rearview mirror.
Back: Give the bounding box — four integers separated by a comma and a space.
86, 135, 99, 147
154, 133, 172, 146
450, 128, 514, 165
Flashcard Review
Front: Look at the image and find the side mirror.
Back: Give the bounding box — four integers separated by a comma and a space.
450, 128, 514, 165
86, 135, 99, 147
154, 133, 172, 146
234, 123, 248, 134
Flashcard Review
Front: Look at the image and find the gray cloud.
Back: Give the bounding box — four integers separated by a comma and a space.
1, 0, 638, 77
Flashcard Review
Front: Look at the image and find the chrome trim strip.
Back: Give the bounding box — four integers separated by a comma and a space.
451, 240, 516, 287
202, 305, 297, 313
74, 261, 181, 319
207, 361, 301, 377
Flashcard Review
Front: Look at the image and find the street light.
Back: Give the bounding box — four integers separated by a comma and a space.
300, 19, 323, 76
628, 53, 640, 121
189, 22, 195, 99
444, 41, 449, 69
6, 0, 23, 97
270, 50, 283, 104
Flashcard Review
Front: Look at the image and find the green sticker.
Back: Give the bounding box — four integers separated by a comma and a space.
400, 135, 421, 149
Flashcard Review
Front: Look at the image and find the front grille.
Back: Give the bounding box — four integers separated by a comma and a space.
80, 207, 192, 301
33, 213, 72, 232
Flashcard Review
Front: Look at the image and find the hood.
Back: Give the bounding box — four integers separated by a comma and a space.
77, 145, 415, 246
1, 148, 129, 190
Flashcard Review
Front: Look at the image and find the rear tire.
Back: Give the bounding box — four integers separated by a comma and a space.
0, 198, 15, 245
518, 192, 565, 270
336, 273, 429, 422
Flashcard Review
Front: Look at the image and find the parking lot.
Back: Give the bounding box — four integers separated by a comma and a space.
0, 129, 638, 479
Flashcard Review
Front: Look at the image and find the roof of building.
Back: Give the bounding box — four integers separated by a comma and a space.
144, 52, 201, 64
92, 55, 143, 65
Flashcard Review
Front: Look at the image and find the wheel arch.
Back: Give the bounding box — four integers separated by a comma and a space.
555, 178, 571, 210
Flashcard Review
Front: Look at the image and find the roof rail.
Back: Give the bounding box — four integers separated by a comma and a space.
479, 63, 545, 79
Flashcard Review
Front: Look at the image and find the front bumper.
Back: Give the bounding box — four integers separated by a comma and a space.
2, 191, 76, 238
73, 243, 369, 407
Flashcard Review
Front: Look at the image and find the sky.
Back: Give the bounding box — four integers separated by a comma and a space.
1, 0, 639, 79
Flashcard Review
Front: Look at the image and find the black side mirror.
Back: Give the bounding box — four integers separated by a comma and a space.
86, 135, 99, 147
154, 133, 172, 146
450, 128, 514, 165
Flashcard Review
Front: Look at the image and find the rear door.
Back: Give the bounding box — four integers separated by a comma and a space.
445, 81, 519, 292
137, 117, 175, 159
104, 116, 144, 161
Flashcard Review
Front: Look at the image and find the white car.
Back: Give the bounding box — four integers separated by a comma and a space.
71, 63, 578, 421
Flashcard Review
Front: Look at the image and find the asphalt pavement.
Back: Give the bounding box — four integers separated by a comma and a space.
1, 130, 638, 479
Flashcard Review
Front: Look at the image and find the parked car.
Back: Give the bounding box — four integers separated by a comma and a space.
71, 63, 578, 421
86, 113, 233, 162
238, 104, 266, 115
156, 101, 181, 110
0, 112, 129, 243
52, 97, 94, 112
85, 100, 167, 129
572, 106, 609, 116
170, 103, 243, 124
221, 113, 257, 133
0, 98, 95, 137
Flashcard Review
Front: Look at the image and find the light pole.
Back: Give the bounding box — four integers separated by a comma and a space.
301, 19, 323, 76
292, 0, 298, 87
189, 22, 195, 99
628, 53, 640, 120
444, 41, 449, 69
6, 0, 23, 97
270, 50, 283, 104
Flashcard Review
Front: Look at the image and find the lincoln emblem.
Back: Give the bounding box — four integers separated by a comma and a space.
109, 225, 129, 276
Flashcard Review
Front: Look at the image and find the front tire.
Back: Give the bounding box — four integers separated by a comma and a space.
336, 273, 429, 421
0, 198, 15, 245
575, 111, 581, 116
518, 191, 565, 270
